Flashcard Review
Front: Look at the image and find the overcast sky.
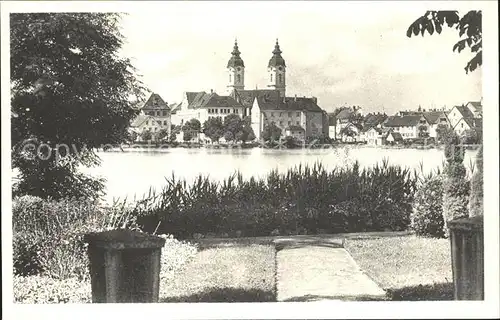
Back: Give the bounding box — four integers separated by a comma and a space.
118, 1, 482, 115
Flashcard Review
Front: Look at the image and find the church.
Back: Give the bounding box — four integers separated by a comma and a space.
172, 39, 328, 141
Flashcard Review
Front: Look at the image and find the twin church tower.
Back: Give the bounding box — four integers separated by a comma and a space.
226, 39, 287, 96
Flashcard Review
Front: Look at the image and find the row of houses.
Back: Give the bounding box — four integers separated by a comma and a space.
329, 100, 482, 145
130, 39, 329, 143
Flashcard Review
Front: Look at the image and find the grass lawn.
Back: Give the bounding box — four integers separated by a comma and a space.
160, 244, 276, 302
344, 235, 454, 300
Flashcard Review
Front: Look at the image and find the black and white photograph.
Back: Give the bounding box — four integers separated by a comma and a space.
1, 1, 498, 319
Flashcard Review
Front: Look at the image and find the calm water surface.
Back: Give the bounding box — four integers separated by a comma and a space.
83, 146, 479, 203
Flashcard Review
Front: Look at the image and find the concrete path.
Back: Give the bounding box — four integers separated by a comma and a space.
275, 240, 387, 301
197, 233, 402, 301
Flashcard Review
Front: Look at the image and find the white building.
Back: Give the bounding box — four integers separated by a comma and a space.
382, 114, 430, 139
129, 93, 171, 141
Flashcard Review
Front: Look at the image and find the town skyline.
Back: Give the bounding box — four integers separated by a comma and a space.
118, 1, 482, 115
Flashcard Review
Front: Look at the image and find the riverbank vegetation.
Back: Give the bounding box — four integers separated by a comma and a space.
134, 160, 418, 238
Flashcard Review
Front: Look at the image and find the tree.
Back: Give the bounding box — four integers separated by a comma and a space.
223, 114, 244, 143
182, 118, 201, 142
469, 145, 483, 217
240, 116, 256, 144
442, 132, 469, 237
436, 124, 454, 144
157, 128, 169, 142
407, 11, 482, 74
203, 117, 224, 143
11, 13, 144, 200
262, 122, 282, 142
462, 127, 481, 145
184, 118, 201, 133
140, 129, 152, 142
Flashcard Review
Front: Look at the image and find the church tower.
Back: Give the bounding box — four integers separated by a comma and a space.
267, 39, 286, 97
226, 39, 245, 94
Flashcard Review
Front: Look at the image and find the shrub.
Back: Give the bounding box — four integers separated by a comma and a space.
411, 175, 445, 238
13, 275, 91, 303
442, 135, 470, 237
469, 145, 483, 217
12, 195, 140, 279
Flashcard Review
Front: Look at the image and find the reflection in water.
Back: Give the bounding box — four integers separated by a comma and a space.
83, 146, 478, 203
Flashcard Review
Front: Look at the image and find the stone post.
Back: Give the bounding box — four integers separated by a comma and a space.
448, 216, 484, 300
84, 229, 165, 303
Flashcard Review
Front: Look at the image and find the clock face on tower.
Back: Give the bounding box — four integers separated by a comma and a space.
237, 67, 242, 72
278, 66, 283, 71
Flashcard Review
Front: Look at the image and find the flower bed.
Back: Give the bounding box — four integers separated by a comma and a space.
14, 233, 198, 303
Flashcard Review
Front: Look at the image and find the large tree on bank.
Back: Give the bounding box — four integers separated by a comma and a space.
407, 10, 482, 74
11, 13, 145, 200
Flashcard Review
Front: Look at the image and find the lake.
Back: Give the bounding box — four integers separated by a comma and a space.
83, 146, 479, 203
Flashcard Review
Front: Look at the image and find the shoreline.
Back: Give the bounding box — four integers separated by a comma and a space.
101, 143, 479, 153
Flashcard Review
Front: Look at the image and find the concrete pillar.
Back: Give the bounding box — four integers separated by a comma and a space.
448, 216, 484, 300
84, 229, 166, 303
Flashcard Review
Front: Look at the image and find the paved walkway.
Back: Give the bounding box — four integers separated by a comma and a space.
197, 233, 404, 302
276, 245, 387, 301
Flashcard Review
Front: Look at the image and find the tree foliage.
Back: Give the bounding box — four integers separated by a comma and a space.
407, 10, 482, 74
223, 114, 244, 142
140, 129, 152, 142
435, 124, 454, 144
262, 122, 282, 142
182, 118, 201, 142
203, 117, 224, 143
240, 116, 256, 143
11, 13, 144, 200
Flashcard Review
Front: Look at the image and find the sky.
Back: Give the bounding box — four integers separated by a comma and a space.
118, 1, 482, 115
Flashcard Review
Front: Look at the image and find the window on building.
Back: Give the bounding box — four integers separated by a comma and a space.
279, 121, 283, 125
145, 121, 149, 125
156, 111, 160, 116
236, 74, 241, 83
296, 121, 299, 125
288, 121, 291, 125
235, 109, 238, 114
163, 111, 167, 116
270, 74, 273, 82
164, 121, 168, 125
296, 112, 300, 117
229, 74, 232, 82
271, 112, 274, 117
215, 109, 218, 114
278, 74, 282, 83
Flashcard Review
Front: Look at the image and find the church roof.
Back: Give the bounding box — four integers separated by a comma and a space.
268, 39, 286, 68
187, 92, 245, 110
256, 94, 323, 113
230, 89, 280, 108
227, 40, 245, 68
142, 93, 169, 110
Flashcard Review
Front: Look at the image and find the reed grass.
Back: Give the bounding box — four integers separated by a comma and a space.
134, 160, 423, 238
